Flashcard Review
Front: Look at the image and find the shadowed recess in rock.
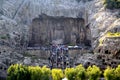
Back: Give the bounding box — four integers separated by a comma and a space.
28, 14, 91, 47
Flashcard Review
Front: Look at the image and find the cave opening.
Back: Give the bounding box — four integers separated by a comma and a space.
28, 14, 91, 48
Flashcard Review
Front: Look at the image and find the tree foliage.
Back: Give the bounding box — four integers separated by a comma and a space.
65, 68, 77, 80
52, 69, 64, 80
7, 64, 120, 80
76, 64, 87, 80
104, 65, 120, 80
87, 65, 101, 80
7, 64, 30, 80
103, 0, 120, 9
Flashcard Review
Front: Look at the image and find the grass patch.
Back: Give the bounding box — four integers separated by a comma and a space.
99, 32, 120, 46
107, 32, 120, 37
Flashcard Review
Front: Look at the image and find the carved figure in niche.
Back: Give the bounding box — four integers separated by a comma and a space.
79, 29, 86, 45
71, 33, 77, 45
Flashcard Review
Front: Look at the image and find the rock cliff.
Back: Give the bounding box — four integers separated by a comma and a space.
0, 0, 119, 48
0, 0, 120, 75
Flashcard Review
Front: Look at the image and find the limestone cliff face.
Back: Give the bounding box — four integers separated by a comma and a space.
87, 0, 120, 48
0, 0, 89, 48
0, 0, 119, 48
0, 0, 120, 69
0, 0, 120, 52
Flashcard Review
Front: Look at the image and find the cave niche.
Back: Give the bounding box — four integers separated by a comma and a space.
28, 14, 91, 47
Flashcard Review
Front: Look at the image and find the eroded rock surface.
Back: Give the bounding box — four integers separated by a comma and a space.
0, 0, 119, 73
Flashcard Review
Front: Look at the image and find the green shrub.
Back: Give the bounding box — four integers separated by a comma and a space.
10, 64, 120, 80
28, 66, 42, 80
65, 68, 77, 80
114, 65, 120, 80
0, 34, 10, 40
103, 0, 120, 9
87, 65, 101, 80
7, 64, 30, 80
75, 64, 87, 80
7, 64, 17, 80
104, 67, 115, 80
0, 35, 7, 40
52, 69, 64, 80
7, 64, 51, 80
41, 66, 51, 80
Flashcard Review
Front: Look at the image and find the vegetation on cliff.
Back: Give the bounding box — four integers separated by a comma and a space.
99, 32, 120, 46
103, 0, 120, 9
107, 32, 120, 37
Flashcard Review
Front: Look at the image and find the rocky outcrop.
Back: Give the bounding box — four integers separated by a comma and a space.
81, 0, 120, 48
75, 53, 98, 67
0, 0, 89, 49
95, 19, 120, 68
0, 0, 119, 48
0, 70, 6, 80
0, 0, 120, 70
95, 37, 120, 69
